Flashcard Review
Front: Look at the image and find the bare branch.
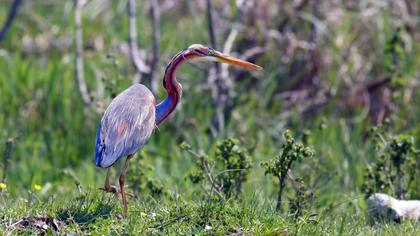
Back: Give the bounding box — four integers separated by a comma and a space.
2, 138, 15, 182
220, 28, 238, 82
186, 149, 224, 200
206, 0, 227, 134
206, 0, 217, 50
128, 0, 150, 83
74, 0, 91, 106
240, 46, 266, 61
149, 0, 160, 93
0, 0, 22, 41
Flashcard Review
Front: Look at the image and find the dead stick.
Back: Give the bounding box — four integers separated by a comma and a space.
206, 0, 225, 133
2, 138, 14, 182
149, 0, 160, 93
220, 29, 238, 82
74, 0, 91, 106
0, 0, 22, 41
128, 0, 150, 83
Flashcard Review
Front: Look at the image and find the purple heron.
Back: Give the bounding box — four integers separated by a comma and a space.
95, 44, 262, 216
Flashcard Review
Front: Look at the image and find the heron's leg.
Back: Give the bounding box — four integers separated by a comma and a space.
104, 168, 113, 191
100, 168, 118, 193
119, 154, 133, 217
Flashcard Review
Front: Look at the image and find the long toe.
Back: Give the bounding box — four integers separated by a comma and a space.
124, 191, 136, 198
101, 185, 135, 198
99, 185, 119, 194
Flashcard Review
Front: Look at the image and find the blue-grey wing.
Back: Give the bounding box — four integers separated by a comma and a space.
95, 84, 156, 168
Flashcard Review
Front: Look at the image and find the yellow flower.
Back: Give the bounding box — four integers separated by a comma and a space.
33, 184, 42, 191
140, 212, 147, 217
0, 182, 6, 190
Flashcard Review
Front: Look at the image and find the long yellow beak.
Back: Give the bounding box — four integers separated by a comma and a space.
212, 51, 263, 71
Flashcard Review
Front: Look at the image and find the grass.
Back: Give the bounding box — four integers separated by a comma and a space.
1, 189, 419, 235
1, 0, 419, 235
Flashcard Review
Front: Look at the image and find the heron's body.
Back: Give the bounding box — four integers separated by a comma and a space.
94, 44, 262, 216
95, 84, 156, 168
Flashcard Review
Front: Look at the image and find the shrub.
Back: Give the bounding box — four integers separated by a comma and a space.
262, 130, 315, 212
180, 138, 252, 200
361, 125, 420, 199
126, 153, 166, 198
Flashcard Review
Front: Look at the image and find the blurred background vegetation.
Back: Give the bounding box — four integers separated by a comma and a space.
0, 0, 419, 233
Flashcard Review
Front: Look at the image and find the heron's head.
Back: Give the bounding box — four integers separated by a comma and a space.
184, 44, 262, 70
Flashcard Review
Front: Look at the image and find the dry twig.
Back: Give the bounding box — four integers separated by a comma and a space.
74, 0, 91, 106
206, 0, 222, 134
221, 29, 238, 82
0, 0, 22, 41
149, 0, 161, 93
128, 0, 150, 83
2, 138, 15, 182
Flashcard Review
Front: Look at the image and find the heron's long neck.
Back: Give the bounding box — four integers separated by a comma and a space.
155, 53, 186, 125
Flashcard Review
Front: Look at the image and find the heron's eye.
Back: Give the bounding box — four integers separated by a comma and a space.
194, 49, 205, 55
163, 78, 167, 89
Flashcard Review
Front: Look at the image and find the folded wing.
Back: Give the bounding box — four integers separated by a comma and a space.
95, 84, 156, 168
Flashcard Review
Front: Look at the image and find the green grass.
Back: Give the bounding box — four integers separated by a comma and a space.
0, 0, 419, 235
1, 189, 419, 235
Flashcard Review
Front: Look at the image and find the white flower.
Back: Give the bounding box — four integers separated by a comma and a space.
204, 225, 212, 231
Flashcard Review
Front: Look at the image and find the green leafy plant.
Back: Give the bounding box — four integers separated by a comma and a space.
262, 130, 315, 212
180, 142, 223, 199
288, 177, 314, 218
361, 125, 420, 199
126, 153, 165, 198
180, 138, 252, 200
215, 138, 252, 198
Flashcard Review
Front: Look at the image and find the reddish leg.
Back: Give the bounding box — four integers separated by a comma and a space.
119, 155, 133, 217
100, 168, 118, 193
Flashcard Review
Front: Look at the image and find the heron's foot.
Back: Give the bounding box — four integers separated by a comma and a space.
99, 185, 119, 194
100, 185, 135, 198
122, 188, 135, 198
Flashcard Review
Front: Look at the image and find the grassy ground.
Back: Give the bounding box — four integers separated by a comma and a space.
1, 190, 420, 235
0, 0, 419, 235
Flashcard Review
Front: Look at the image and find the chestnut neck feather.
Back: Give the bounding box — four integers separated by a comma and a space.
155, 52, 191, 125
